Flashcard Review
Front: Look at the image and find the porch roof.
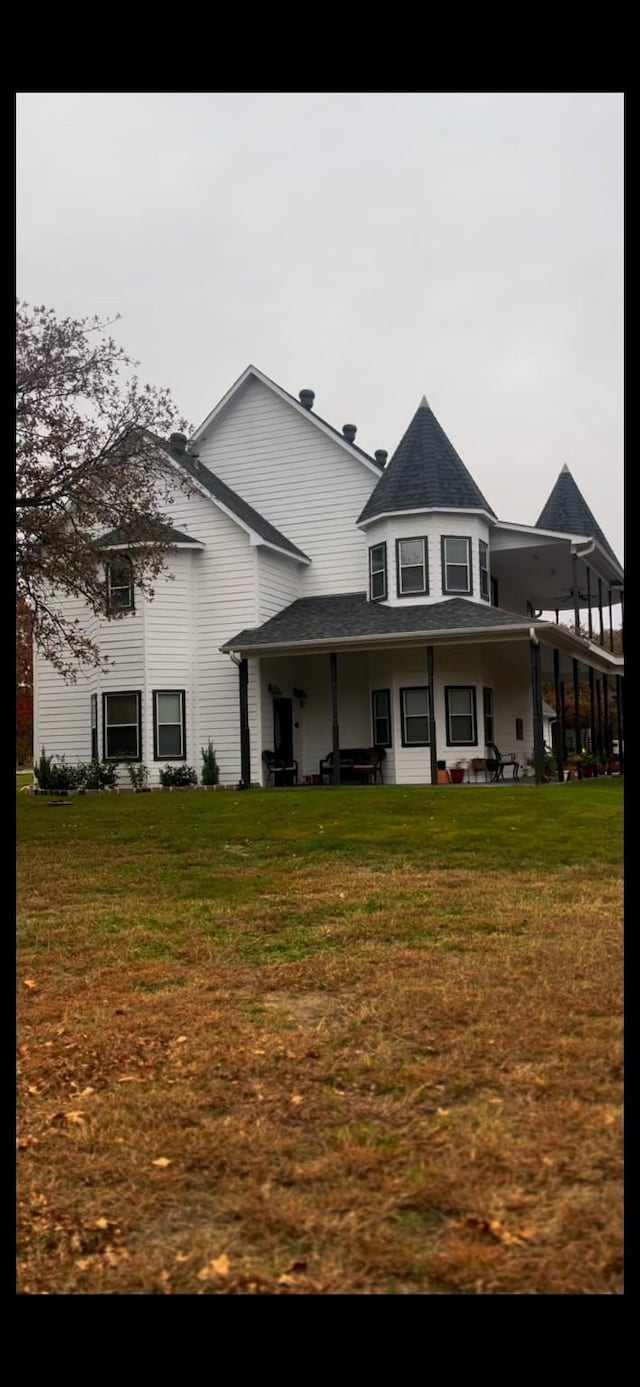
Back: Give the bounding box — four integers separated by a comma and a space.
223, 593, 530, 653
221, 592, 624, 675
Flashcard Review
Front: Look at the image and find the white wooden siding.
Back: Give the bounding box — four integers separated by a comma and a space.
33, 597, 98, 764
196, 376, 376, 596
258, 549, 302, 622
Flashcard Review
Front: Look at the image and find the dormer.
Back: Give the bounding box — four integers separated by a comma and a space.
358, 396, 496, 606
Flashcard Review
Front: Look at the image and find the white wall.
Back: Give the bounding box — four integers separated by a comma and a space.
196, 376, 377, 596
33, 598, 98, 764
258, 548, 302, 622
362, 512, 492, 607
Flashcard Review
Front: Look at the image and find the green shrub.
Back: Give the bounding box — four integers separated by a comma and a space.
127, 763, 149, 790
201, 740, 219, 786
35, 748, 78, 791
160, 764, 197, 787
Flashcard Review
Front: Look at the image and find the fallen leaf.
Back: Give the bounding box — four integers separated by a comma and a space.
152, 1157, 171, 1168
278, 1273, 294, 1286
291, 1093, 303, 1106
117, 1076, 137, 1083
197, 1252, 230, 1280
65, 1110, 85, 1125
175, 1036, 187, 1044
174, 1252, 189, 1264
80, 1087, 95, 1097
23, 979, 38, 991
27, 1085, 39, 1095
95, 1217, 109, 1230
75, 1258, 92, 1271
437, 1107, 451, 1117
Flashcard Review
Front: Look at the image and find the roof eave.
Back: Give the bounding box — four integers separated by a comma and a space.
358, 505, 496, 529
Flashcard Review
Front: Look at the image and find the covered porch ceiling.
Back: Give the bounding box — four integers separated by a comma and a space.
490, 524, 623, 612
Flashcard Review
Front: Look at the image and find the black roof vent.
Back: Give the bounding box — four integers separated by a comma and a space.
299, 389, 315, 411
342, 424, 357, 444
375, 449, 388, 467
170, 432, 187, 454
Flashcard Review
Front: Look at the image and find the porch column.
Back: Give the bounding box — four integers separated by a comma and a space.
530, 638, 545, 784
603, 675, 610, 758
586, 565, 593, 639
426, 645, 438, 785
608, 589, 614, 653
238, 658, 251, 789
553, 649, 564, 782
616, 675, 624, 771
560, 681, 567, 762
572, 552, 580, 634
554, 609, 559, 625
588, 667, 598, 774
330, 652, 340, 786
572, 659, 581, 758
620, 589, 624, 652
596, 677, 603, 761
598, 578, 604, 647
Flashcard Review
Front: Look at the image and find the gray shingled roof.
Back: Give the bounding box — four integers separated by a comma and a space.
536, 466, 621, 568
358, 397, 495, 524
222, 594, 529, 651
97, 524, 202, 547
149, 433, 310, 562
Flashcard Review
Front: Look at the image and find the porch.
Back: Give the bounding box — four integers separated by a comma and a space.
224, 597, 623, 789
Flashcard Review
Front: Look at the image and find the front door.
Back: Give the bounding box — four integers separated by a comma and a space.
273, 697, 294, 786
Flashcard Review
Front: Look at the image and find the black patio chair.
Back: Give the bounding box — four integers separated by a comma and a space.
262, 750, 298, 787
487, 743, 520, 782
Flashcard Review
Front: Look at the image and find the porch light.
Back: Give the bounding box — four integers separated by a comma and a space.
267, 683, 282, 697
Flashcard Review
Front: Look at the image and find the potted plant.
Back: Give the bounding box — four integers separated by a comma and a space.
450, 760, 466, 784
436, 759, 450, 785
581, 754, 597, 779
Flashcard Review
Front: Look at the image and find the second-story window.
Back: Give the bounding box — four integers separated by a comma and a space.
369, 543, 387, 601
106, 555, 135, 612
442, 536, 472, 595
396, 537, 428, 596
479, 540, 489, 601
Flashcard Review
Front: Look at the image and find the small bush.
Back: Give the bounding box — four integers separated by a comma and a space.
201, 740, 219, 786
127, 763, 149, 790
34, 749, 80, 792
75, 759, 118, 790
160, 764, 197, 788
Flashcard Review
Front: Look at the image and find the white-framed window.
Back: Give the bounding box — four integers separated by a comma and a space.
479, 540, 489, 601
103, 691, 141, 760
106, 555, 135, 611
153, 690, 186, 760
397, 537, 428, 596
400, 686, 430, 746
369, 543, 387, 601
445, 686, 477, 746
442, 536, 472, 595
372, 689, 392, 748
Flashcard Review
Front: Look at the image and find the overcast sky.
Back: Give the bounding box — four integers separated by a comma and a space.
16, 92, 623, 567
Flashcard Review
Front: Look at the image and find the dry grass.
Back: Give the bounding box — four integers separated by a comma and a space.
17, 785, 622, 1295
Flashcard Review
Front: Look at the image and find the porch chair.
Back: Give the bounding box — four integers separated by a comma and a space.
262, 749, 298, 787
486, 743, 520, 782
351, 746, 386, 784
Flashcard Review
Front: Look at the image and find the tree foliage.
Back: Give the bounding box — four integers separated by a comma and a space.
16, 301, 192, 678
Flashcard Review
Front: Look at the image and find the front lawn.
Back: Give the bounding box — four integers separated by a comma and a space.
17, 781, 623, 1295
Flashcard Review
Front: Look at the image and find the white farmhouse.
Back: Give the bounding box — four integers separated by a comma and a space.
33, 366, 624, 786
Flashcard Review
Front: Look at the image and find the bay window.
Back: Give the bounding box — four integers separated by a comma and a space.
442, 536, 472, 595
369, 543, 387, 601
153, 690, 186, 760
396, 537, 428, 596
479, 540, 489, 600
103, 691, 141, 760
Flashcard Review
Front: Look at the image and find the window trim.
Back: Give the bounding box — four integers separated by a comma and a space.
483, 686, 494, 746
395, 536, 429, 597
369, 542, 387, 602
102, 690, 142, 762
479, 539, 490, 601
515, 717, 524, 741
371, 688, 392, 749
400, 686, 431, 748
106, 554, 135, 613
491, 574, 499, 607
153, 689, 187, 761
445, 685, 478, 747
90, 692, 98, 762
441, 535, 473, 596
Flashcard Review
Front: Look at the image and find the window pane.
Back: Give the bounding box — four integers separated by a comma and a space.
400, 564, 425, 593
157, 693, 181, 724
109, 586, 133, 610
371, 545, 385, 571
445, 538, 469, 565
110, 558, 132, 587
399, 539, 424, 567
159, 724, 183, 757
449, 689, 472, 716
371, 570, 385, 599
405, 716, 429, 743
446, 564, 469, 591
404, 688, 428, 718
451, 715, 473, 742
374, 717, 389, 745
106, 724, 138, 758
107, 694, 138, 725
